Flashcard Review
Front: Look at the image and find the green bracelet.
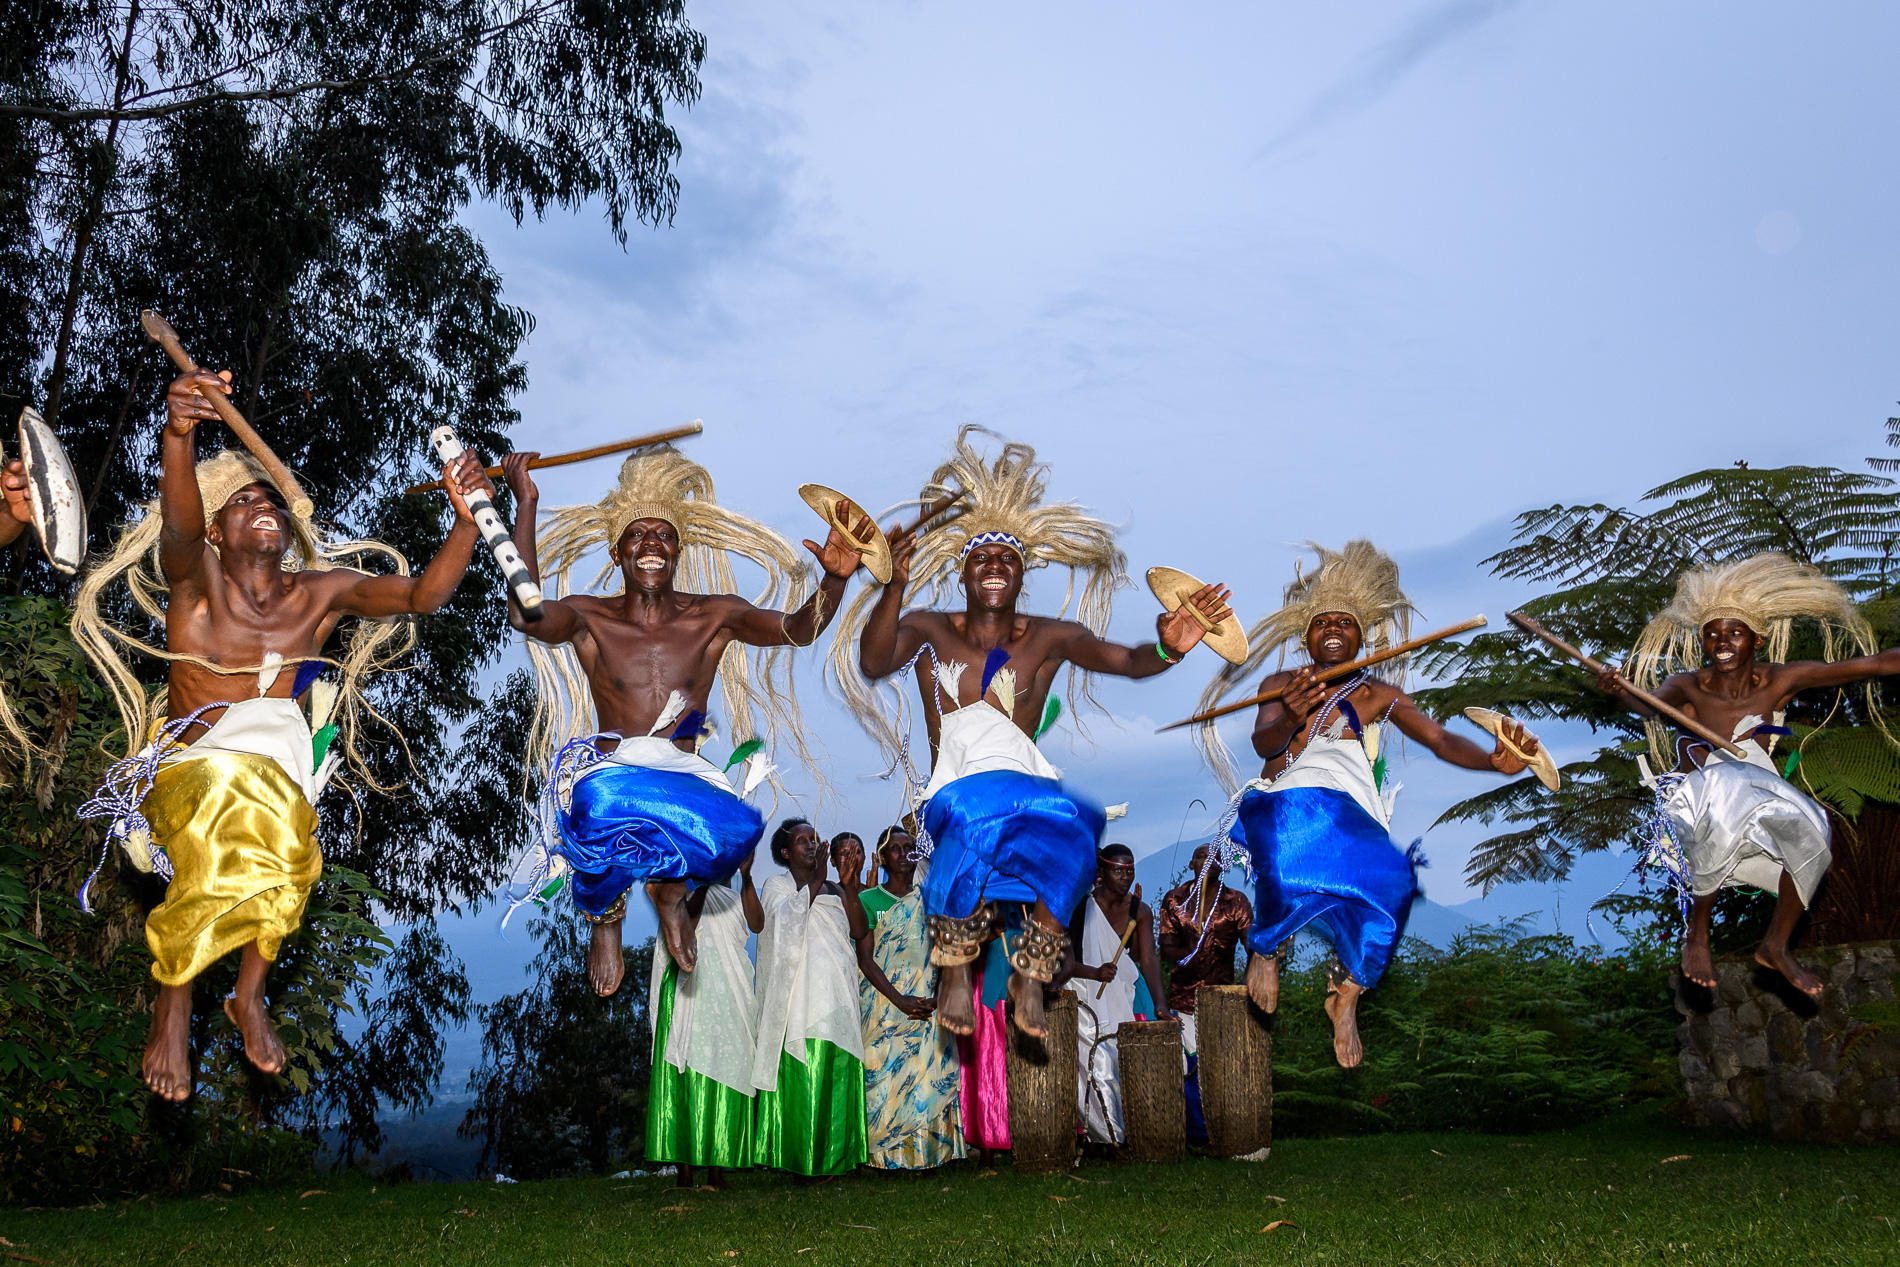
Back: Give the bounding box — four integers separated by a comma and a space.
1154, 640, 1176, 664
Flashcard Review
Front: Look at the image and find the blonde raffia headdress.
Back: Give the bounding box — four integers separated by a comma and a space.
71, 450, 414, 783
1194, 540, 1415, 793
827, 426, 1128, 762
525, 442, 821, 781
1628, 552, 1884, 765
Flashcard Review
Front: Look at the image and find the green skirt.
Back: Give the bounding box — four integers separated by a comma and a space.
646, 964, 755, 1169
752, 1039, 868, 1176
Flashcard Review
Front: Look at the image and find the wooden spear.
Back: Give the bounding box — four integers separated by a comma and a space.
140, 311, 314, 521
1505, 610, 1746, 758
1155, 615, 1489, 733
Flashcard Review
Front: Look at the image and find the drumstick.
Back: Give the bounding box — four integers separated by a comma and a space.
140, 310, 314, 521
430, 425, 543, 620
1506, 610, 1745, 758
401, 423, 704, 495
1096, 884, 1142, 999
1156, 616, 1489, 733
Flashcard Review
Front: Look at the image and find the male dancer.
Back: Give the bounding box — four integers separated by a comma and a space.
1196, 541, 1538, 1067
502, 446, 877, 994
1598, 553, 1899, 996
76, 368, 490, 1100
842, 428, 1231, 1037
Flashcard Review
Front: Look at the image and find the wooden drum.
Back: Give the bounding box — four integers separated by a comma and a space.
1116, 1019, 1186, 1162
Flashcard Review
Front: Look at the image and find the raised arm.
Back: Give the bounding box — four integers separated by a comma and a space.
1061, 582, 1233, 680
157, 370, 230, 583
738, 849, 765, 934
328, 452, 489, 618
1250, 670, 1305, 760
1155, 892, 1195, 964
858, 524, 927, 679
0, 459, 31, 549
498, 452, 588, 644
721, 503, 877, 649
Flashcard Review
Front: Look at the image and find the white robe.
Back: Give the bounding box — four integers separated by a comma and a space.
1660, 743, 1832, 905
1065, 896, 1139, 1144
751, 873, 865, 1092
649, 882, 757, 1095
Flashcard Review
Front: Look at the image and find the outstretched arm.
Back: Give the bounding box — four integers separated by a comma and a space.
1777, 648, 1900, 694
157, 370, 229, 583
1385, 691, 1536, 775
329, 453, 489, 618
1061, 582, 1234, 680
724, 504, 878, 649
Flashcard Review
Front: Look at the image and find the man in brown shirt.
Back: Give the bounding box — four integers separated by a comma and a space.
1157, 844, 1253, 1043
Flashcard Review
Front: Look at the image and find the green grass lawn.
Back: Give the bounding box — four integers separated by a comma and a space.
6, 1117, 1899, 1266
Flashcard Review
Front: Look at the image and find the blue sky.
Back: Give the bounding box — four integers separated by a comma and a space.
462, 2, 1900, 914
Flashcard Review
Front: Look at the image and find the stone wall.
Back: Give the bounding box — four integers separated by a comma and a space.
1676, 941, 1898, 1143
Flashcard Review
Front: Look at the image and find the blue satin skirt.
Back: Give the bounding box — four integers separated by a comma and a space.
921, 770, 1104, 920
1229, 786, 1418, 988
557, 763, 764, 916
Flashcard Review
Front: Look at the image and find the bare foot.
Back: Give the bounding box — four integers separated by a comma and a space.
1324, 976, 1365, 1069
1247, 952, 1280, 1013
704, 1166, 729, 1191
143, 983, 193, 1102
1007, 971, 1046, 1039
938, 961, 976, 1036
588, 917, 627, 996
223, 994, 286, 1075
1756, 942, 1824, 998
1680, 934, 1717, 990
648, 880, 697, 972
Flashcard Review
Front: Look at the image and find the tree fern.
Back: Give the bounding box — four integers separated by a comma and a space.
1413, 446, 1900, 895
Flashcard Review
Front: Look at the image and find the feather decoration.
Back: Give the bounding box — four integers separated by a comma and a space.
307, 681, 340, 733
291, 658, 324, 699
647, 690, 690, 737
1034, 695, 1062, 741
742, 756, 777, 798
990, 668, 1017, 716
936, 660, 967, 701
670, 709, 707, 742
312, 723, 339, 769
980, 647, 1009, 698
725, 738, 764, 772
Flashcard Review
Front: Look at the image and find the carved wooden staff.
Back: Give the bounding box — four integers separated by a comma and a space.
402, 423, 703, 495
430, 425, 543, 620
1505, 610, 1745, 758
140, 310, 315, 521
1156, 615, 1489, 733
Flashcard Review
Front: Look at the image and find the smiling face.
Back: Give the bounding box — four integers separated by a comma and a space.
208, 482, 290, 557
617, 517, 681, 592
961, 542, 1024, 611
1305, 611, 1363, 667
1701, 618, 1761, 672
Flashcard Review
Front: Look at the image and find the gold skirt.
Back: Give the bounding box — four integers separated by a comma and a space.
141, 752, 320, 986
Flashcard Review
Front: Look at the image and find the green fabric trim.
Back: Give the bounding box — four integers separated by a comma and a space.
646, 963, 755, 1168
752, 1039, 867, 1175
